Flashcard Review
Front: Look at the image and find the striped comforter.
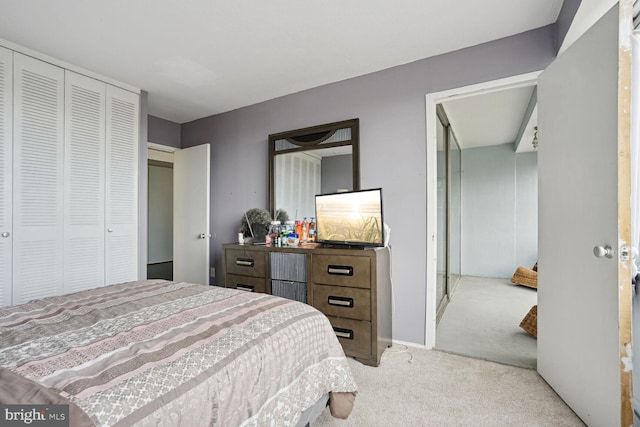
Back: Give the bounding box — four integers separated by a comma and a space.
0, 280, 357, 426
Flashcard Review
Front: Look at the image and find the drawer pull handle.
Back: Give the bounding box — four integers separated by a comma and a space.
236, 258, 254, 267
236, 284, 255, 292
333, 327, 354, 340
328, 296, 354, 308
327, 265, 353, 276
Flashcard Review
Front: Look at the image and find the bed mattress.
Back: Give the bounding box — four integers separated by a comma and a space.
0, 280, 357, 426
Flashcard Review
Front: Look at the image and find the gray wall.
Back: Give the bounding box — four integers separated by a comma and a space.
321, 154, 353, 194
461, 144, 538, 278
149, 115, 181, 148
515, 152, 538, 270
181, 26, 555, 345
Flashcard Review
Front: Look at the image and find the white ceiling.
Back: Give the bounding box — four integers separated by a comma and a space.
0, 0, 566, 124
441, 85, 538, 153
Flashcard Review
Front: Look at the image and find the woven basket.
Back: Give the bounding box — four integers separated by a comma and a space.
520, 305, 537, 338
511, 266, 538, 289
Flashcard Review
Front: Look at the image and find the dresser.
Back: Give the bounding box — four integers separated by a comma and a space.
222, 244, 392, 367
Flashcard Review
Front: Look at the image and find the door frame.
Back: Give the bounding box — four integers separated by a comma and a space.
434, 107, 463, 324
424, 71, 541, 348
147, 142, 178, 278
435, 109, 450, 322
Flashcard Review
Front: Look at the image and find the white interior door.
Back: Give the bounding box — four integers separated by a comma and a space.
64, 71, 106, 293
0, 46, 12, 307
174, 144, 210, 285
13, 53, 65, 304
105, 85, 139, 285
537, 3, 632, 426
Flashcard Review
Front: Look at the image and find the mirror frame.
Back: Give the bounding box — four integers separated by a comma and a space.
269, 118, 360, 217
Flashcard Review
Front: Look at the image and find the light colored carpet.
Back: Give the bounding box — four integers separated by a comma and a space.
313, 346, 584, 426
436, 275, 538, 369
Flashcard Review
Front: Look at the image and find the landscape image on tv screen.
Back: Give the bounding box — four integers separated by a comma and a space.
315, 188, 383, 246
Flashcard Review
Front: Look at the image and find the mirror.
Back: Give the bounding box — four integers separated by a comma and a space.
269, 119, 360, 221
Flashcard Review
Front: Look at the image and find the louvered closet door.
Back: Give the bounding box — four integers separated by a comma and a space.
0, 47, 12, 307
13, 53, 64, 304
105, 85, 139, 285
64, 71, 106, 293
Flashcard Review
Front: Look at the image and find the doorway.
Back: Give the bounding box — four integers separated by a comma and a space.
147, 148, 174, 280
425, 72, 541, 368
146, 143, 211, 285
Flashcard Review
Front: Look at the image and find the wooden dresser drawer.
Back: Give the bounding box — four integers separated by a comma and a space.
327, 316, 372, 355
225, 248, 266, 277
270, 252, 307, 282
313, 284, 370, 321
312, 254, 370, 289
226, 274, 266, 293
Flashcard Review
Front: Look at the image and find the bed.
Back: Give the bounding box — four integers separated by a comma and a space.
0, 280, 357, 426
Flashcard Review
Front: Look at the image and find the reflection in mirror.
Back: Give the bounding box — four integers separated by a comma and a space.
274, 146, 352, 220
435, 104, 461, 324
448, 129, 461, 289
269, 119, 359, 220
436, 115, 447, 318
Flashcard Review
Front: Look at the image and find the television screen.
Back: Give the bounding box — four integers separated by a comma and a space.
315, 188, 384, 247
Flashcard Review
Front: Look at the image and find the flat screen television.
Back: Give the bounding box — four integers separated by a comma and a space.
315, 188, 384, 247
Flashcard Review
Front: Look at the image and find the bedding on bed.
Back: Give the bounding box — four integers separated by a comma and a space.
0, 280, 357, 426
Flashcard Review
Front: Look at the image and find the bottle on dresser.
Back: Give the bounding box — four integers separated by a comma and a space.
301, 217, 309, 242
308, 217, 316, 242
282, 221, 295, 247
268, 221, 280, 247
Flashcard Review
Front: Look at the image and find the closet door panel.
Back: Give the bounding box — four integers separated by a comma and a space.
13, 53, 64, 304
105, 85, 139, 285
64, 71, 106, 293
0, 47, 12, 307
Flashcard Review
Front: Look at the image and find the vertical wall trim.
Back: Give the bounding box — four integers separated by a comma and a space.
513, 87, 538, 152
617, 1, 634, 423
513, 153, 518, 270
139, 90, 149, 279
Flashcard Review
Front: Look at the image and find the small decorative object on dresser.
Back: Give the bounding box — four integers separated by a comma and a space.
239, 208, 271, 243
274, 209, 289, 224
